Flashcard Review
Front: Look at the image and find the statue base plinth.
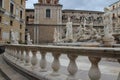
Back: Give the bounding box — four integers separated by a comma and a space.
53, 42, 100, 47
103, 37, 115, 47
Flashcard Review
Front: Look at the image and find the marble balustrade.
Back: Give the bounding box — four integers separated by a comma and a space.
4, 44, 120, 80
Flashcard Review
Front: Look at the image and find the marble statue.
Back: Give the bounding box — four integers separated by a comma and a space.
54, 27, 61, 43
27, 33, 32, 45
103, 7, 115, 46
10, 29, 18, 44
65, 17, 73, 42
87, 23, 101, 42
73, 24, 84, 42
103, 25, 115, 46
103, 7, 113, 33
74, 22, 101, 42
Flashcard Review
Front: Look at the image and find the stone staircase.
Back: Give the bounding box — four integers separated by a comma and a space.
0, 54, 29, 80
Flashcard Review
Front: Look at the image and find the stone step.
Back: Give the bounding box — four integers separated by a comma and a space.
0, 55, 29, 80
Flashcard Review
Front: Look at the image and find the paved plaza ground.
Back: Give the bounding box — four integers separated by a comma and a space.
37, 52, 120, 80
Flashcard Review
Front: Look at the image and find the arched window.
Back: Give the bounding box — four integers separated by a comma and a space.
46, 9, 51, 18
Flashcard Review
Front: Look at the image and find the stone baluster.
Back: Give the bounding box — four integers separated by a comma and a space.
51, 52, 61, 76
4, 46, 8, 56
25, 48, 31, 66
17, 49, 21, 62
6, 47, 9, 55
67, 54, 78, 80
9, 47, 12, 56
31, 49, 38, 70
12, 47, 15, 57
10, 47, 13, 56
13, 47, 17, 60
4, 46, 7, 54
88, 57, 101, 80
7, 47, 11, 56
39, 51, 47, 72
10, 47, 14, 59
20, 48, 25, 63
16, 49, 20, 61
6, 47, 9, 56
6, 47, 10, 55
117, 59, 120, 80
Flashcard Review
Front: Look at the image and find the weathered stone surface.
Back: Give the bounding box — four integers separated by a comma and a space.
0, 55, 29, 80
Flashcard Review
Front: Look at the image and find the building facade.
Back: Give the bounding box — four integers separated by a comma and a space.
0, 0, 26, 43
26, 0, 104, 44
104, 0, 120, 33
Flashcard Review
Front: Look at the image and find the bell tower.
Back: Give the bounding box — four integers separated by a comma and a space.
34, 0, 62, 24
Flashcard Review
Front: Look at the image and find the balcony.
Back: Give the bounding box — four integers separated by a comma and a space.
9, 13, 16, 19
3, 44, 120, 80
0, 7, 6, 14
20, 19, 24, 23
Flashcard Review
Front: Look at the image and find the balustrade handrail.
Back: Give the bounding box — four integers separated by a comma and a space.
4, 44, 120, 80
5, 44, 120, 59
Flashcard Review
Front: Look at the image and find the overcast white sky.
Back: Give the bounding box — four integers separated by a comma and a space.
26, 0, 118, 11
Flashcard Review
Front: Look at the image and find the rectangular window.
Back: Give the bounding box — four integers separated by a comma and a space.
25, 29, 28, 31
20, 24, 22, 29
20, 32, 22, 42
0, 0, 2, 8
21, 0, 23, 5
20, 10, 22, 19
10, 20, 13, 26
16, 8, 19, 16
0, 16, 2, 23
46, 9, 51, 18
10, 3, 14, 14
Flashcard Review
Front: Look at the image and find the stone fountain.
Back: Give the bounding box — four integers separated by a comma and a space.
53, 17, 102, 47
53, 13, 116, 47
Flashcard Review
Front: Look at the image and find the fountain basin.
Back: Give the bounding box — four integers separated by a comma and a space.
54, 42, 100, 47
